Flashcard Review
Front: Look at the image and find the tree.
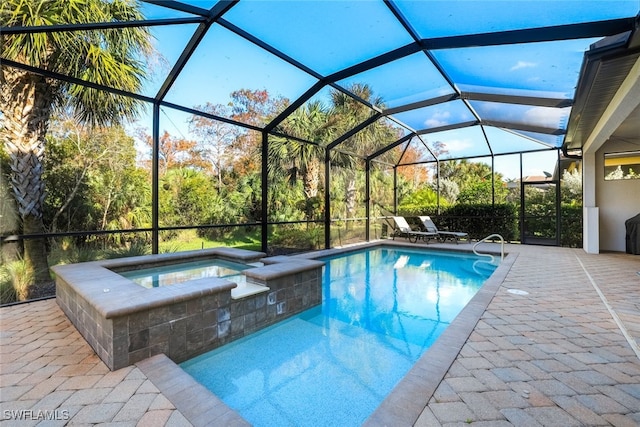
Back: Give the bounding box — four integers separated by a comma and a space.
0, 0, 152, 296
189, 103, 240, 192
138, 130, 200, 175
269, 101, 334, 221
44, 117, 151, 238
328, 84, 401, 222
438, 159, 505, 204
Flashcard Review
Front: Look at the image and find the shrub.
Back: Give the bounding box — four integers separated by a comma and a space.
399, 203, 518, 241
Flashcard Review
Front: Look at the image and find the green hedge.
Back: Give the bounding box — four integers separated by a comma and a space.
399, 203, 518, 241
561, 205, 582, 248
398, 203, 581, 246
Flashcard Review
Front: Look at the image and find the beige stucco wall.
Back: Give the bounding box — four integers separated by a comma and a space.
596, 139, 640, 252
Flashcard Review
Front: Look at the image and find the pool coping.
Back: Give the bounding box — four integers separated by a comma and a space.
133, 241, 515, 427
364, 248, 518, 426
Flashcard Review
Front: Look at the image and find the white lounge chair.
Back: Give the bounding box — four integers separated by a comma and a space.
389, 216, 439, 243
419, 216, 469, 243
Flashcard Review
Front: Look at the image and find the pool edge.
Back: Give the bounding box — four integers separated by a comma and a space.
137, 243, 516, 427
363, 251, 519, 426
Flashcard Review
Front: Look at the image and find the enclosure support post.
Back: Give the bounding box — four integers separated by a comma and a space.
324, 149, 331, 249
151, 102, 160, 254
555, 149, 561, 246
261, 131, 268, 254
491, 155, 496, 206
436, 160, 441, 215
365, 159, 370, 241
519, 152, 525, 243
393, 167, 397, 214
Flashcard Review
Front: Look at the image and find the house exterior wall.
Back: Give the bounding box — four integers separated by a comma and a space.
596, 138, 640, 252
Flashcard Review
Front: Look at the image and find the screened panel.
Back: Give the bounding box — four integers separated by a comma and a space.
268, 223, 324, 255
375, 139, 410, 166
471, 101, 570, 134
394, 0, 637, 38
510, 130, 565, 148
47, 232, 152, 264
223, 0, 413, 75
336, 53, 454, 109
391, 100, 475, 132
42, 107, 152, 234
329, 158, 367, 246
522, 150, 559, 180
173, 0, 220, 10
369, 163, 396, 239
423, 127, 492, 160
370, 165, 396, 222
442, 157, 497, 205
163, 24, 318, 126
560, 159, 583, 248
484, 126, 556, 155
143, 23, 200, 97
266, 134, 323, 224
494, 153, 522, 183
494, 153, 522, 205
432, 39, 600, 96
399, 136, 437, 164
157, 107, 262, 228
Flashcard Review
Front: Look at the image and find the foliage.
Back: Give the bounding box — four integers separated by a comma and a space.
457, 179, 509, 204
159, 168, 216, 227
0, 263, 18, 304
431, 178, 460, 204
104, 240, 150, 258
0, 258, 33, 302
561, 205, 582, 248
269, 225, 323, 253
1, 0, 154, 289
399, 203, 518, 241
188, 103, 240, 190
397, 187, 439, 213
1, 0, 153, 126
561, 168, 582, 205
44, 119, 151, 235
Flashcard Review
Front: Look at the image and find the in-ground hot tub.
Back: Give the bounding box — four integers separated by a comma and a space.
53, 247, 324, 370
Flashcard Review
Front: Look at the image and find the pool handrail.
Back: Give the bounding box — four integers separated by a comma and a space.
473, 234, 505, 264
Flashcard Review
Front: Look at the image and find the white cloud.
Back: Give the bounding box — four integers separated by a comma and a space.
424, 111, 451, 128
510, 61, 537, 71
442, 138, 472, 152
523, 106, 565, 128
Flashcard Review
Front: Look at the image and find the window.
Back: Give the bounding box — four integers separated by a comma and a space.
604, 151, 640, 180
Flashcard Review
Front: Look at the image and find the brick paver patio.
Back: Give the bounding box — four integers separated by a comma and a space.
1, 244, 638, 426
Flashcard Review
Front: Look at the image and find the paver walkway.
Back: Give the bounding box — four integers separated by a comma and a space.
0, 299, 190, 426
1, 244, 639, 426
416, 246, 640, 426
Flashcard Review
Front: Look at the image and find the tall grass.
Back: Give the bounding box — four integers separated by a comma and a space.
1, 230, 263, 305
0, 259, 33, 304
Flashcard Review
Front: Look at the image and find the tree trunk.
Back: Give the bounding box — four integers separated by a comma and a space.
303, 158, 320, 199
1, 68, 55, 295
345, 174, 357, 230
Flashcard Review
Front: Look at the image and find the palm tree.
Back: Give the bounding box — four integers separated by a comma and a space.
0, 0, 152, 297
329, 84, 400, 222
269, 101, 335, 220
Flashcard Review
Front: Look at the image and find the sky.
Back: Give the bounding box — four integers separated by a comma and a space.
129, 0, 639, 180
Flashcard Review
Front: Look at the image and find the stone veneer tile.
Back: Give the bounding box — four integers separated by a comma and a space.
55, 250, 322, 371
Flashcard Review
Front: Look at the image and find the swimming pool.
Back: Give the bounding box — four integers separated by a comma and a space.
118, 258, 254, 288
181, 246, 497, 426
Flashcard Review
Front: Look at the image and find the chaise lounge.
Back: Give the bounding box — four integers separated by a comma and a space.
419, 216, 469, 244
389, 216, 439, 243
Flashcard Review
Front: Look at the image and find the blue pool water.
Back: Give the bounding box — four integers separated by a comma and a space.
180, 246, 497, 426
119, 258, 251, 288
